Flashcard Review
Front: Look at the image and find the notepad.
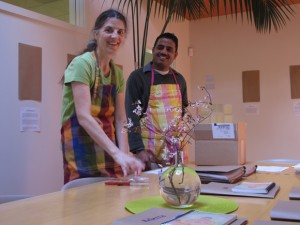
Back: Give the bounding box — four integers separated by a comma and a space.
232, 182, 275, 194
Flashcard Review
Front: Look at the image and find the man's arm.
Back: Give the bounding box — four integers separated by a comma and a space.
125, 71, 145, 153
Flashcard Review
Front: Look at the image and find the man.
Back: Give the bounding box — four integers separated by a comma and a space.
125, 33, 188, 170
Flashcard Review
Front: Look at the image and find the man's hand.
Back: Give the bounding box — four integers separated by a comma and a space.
135, 150, 157, 170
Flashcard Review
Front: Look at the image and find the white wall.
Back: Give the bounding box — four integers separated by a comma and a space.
189, 4, 300, 162
0, 1, 191, 195
0, 2, 89, 195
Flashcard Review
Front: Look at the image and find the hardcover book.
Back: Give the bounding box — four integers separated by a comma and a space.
232, 182, 275, 194
254, 220, 300, 225
289, 187, 300, 200
270, 200, 300, 222
201, 182, 280, 198
243, 164, 257, 177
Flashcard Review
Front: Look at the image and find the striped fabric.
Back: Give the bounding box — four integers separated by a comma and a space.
141, 69, 188, 165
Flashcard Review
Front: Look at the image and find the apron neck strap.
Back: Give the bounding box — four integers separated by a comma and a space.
151, 67, 178, 85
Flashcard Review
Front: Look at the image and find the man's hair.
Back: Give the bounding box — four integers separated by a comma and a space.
153, 32, 178, 52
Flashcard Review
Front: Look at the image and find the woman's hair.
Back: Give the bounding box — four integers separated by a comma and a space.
81, 9, 127, 54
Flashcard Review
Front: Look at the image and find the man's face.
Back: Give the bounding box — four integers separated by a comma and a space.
152, 38, 178, 71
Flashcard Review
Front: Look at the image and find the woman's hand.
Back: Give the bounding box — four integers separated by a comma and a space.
114, 151, 145, 176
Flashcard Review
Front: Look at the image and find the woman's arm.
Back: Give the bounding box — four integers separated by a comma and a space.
71, 81, 144, 175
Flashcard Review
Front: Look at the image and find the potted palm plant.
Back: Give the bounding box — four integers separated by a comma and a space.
109, 0, 295, 68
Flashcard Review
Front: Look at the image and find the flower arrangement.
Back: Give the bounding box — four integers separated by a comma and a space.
124, 85, 213, 207
124, 85, 213, 166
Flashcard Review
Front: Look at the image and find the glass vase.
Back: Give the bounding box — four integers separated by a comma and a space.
159, 163, 201, 208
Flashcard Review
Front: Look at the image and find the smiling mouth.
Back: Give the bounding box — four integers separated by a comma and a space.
108, 43, 120, 49
158, 54, 169, 60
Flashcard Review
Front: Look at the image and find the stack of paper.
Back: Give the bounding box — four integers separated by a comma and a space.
194, 165, 245, 183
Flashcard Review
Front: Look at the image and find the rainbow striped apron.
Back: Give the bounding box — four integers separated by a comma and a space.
140, 68, 187, 165
61, 64, 122, 184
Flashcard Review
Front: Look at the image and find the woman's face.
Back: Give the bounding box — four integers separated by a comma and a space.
95, 18, 126, 56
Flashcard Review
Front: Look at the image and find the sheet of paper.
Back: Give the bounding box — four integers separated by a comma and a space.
294, 102, 300, 115
256, 166, 289, 173
293, 163, 300, 172
223, 104, 233, 115
20, 107, 40, 132
212, 123, 235, 139
245, 104, 260, 115
144, 167, 169, 175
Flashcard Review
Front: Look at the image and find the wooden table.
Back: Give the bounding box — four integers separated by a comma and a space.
0, 163, 299, 225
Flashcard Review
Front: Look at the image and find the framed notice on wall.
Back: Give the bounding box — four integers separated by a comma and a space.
242, 70, 260, 103
18, 43, 42, 101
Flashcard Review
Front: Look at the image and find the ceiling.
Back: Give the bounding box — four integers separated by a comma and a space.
200, 0, 300, 18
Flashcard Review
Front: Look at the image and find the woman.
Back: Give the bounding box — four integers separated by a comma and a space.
61, 9, 144, 184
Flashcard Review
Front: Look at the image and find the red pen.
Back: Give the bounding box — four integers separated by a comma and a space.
105, 180, 131, 186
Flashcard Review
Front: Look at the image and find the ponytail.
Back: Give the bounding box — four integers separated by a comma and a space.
80, 38, 97, 54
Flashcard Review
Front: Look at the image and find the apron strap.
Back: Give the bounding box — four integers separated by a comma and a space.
151, 68, 178, 85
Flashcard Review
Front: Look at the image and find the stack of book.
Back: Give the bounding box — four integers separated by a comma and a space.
194, 165, 246, 183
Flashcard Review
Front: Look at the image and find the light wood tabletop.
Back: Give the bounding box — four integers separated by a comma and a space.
0, 163, 299, 225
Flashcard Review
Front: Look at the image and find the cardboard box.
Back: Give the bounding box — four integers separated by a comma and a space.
194, 122, 246, 165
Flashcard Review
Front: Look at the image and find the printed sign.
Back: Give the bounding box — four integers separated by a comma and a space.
212, 123, 235, 139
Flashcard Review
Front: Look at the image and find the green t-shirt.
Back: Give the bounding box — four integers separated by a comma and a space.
61, 52, 124, 124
